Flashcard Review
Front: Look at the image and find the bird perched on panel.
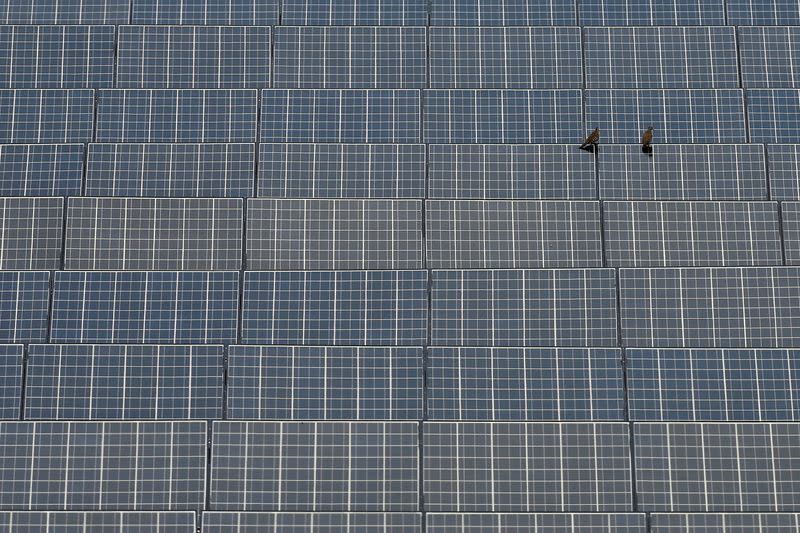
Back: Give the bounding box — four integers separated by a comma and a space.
642, 126, 654, 156
580, 127, 600, 153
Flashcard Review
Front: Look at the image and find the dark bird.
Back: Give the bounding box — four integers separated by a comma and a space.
641, 126, 654, 156
580, 127, 600, 152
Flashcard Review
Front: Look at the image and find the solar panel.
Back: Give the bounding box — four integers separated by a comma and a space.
747, 89, 800, 143
282, 0, 427, 25
427, 347, 624, 420
50, 271, 239, 344
131, 0, 278, 24
428, 144, 596, 200
0, 271, 48, 343
64, 197, 243, 270
424, 89, 583, 143
202, 512, 422, 532
427, 513, 647, 531
768, 145, 800, 200
85, 143, 254, 197
598, 144, 768, 200
0, 144, 83, 196
635, 422, 800, 511
0, 0, 129, 24
423, 422, 632, 511
585, 89, 746, 143
0, 89, 93, 143
258, 143, 426, 199
210, 421, 419, 511
261, 89, 420, 143
738, 27, 800, 88
96, 89, 258, 142
619, 267, 800, 348
628, 348, 800, 421
429, 27, 582, 89
577, 0, 724, 25
0, 421, 206, 510
227, 346, 422, 420
273, 27, 425, 89
24, 344, 223, 420
430, 0, 576, 25
0, 25, 114, 88
0, 344, 22, 420
650, 513, 800, 531
603, 201, 782, 266
246, 199, 421, 270
426, 200, 602, 268
431, 269, 618, 347
117, 26, 270, 89
782, 202, 800, 263
0, 197, 63, 270
727, 0, 800, 25
584, 27, 738, 89
0, 512, 196, 531
241, 270, 427, 345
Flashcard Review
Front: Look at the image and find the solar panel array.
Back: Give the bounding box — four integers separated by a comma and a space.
4, 0, 800, 531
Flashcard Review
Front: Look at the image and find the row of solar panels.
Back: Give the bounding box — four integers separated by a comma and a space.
6, 344, 800, 422
4, 268, 800, 347
5, 88, 800, 144
4, 197, 800, 269
1, 512, 799, 532
4, 0, 800, 27
3, 25, 800, 90
1, 421, 800, 512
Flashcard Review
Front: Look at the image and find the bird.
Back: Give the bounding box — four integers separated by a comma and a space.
641, 126, 654, 155
580, 127, 600, 152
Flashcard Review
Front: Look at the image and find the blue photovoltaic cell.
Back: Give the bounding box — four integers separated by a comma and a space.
578, 0, 724, 25
747, 89, 800, 143
0, 144, 83, 196
427, 514, 647, 532
727, 0, 800, 25
429, 27, 582, 89
427, 347, 624, 420
0, 197, 64, 270
584, 27, 739, 89
0, 344, 21, 420
424, 90, 583, 143
210, 421, 419, 511
241, 271, 428, 346
261, 89, 420, 143
0, 25, 114, 88
0, 512, 196, 531
282, 0, 427, 25
0, 421, 207, 510
619, 267, 800, 348
131, 0, 278, 24
85, 143, 254, 197
650, 513, 800, 531
430, 0, 576, 25
0, 271, 48, 343
50, 271, 239, 344
430, 269, 618, 347
96, 89, 258, 142
117, 26, 270, 89
586, 89, 746, 143
0, 0, 130, 23
598, 144, 768, 200
227, 345, 423, 420
0, 89, 93, 143
273, 27, 426, 89
739, 27, 800, 88
628, 348, 800, 422
24, 344, 223, 420
768, 145, 800, 200
202, 513, 422, 532
258, 143, 426, 198
428, 144, 596, 200
780, 202, 800, 264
